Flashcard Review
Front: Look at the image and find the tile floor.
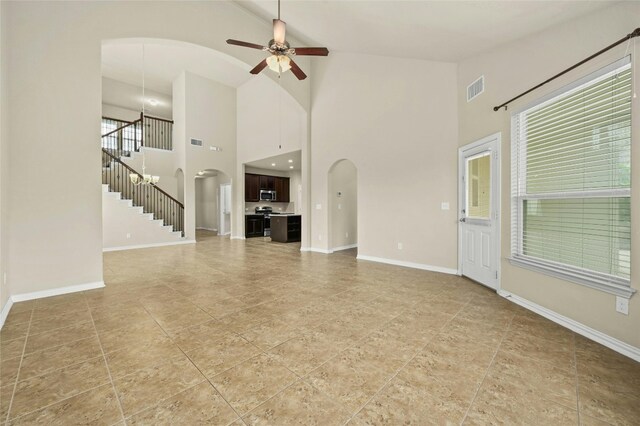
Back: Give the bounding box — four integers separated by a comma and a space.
1, 230, 638, 425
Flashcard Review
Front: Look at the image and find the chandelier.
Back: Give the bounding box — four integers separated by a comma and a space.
130, 43, 159, 186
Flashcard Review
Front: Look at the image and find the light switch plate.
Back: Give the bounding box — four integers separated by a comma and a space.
441, 202, 450, 210
315, 204, 322, 210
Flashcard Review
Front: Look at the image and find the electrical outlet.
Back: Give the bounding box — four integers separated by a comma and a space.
616, 296, 629, 315
345, 232, 349, 238
126, 233, 131, 239
338, 203, 342, 210
315, 204, 322, 210
318, 234, 322, 241
3, 273, 6, 285
397, 243, 403, 250
441, 202, 450, 210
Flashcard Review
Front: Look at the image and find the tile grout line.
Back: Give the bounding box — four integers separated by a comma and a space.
135, 302, 248, 425
87, 297, 128, 425
4, 305, 35, 425
218, 297, 417, 422
459, 311, 516, 425
573, 333, 582, 425
343, 298, 475, 424
5, 380, 119, 424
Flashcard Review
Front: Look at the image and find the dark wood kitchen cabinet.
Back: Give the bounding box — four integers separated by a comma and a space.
245, 215, 264, 238
259, 175, 275, 191
245, 174, 260, 202
274, 177, 290, 203
245, 173, 290, 202
270, 215, 301, 243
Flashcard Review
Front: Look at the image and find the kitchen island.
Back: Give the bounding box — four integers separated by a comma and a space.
270, 215, 301, 243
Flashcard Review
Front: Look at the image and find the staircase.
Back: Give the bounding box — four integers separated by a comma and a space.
102, 184, 183, 249
101, 114, 184, 248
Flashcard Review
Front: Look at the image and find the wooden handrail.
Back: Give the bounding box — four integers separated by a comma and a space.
101, 119, 141, 138
144, 114, 174, 124
101, 148, 184, 208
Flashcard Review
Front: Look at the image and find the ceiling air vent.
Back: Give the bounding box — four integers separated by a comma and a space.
467, 76, 484, 102
190, 138, 203, 147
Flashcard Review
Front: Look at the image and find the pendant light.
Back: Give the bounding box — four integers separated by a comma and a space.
130, 43, 159, 186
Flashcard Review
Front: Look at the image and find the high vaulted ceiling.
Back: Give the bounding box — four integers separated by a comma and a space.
234, 0, 616, 62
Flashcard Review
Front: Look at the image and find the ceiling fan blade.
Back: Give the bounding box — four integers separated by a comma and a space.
288, 59, 307, 80
250, 59, 269, 75
292, 47, 329, 56
273, 19, 286, 45
226, 39, 266, 50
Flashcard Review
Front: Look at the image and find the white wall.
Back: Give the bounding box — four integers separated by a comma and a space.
2, 0, 309, 299
102, 77, 172, 121
0, 1, 9, 312
329, 160, 357, 250
310, 52, 459, 270
457, 2, 640, 348
174, 71, 236, 241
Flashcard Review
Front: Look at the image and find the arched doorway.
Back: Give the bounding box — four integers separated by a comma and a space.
328, 159, 358, 254
194, 169, 231, 240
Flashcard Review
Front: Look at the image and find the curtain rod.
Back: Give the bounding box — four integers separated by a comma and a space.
493, 28, 640, 112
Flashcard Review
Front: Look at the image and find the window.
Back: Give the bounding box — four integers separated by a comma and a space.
510, 57, 633, 297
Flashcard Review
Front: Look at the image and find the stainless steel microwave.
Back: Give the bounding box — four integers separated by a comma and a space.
260, 190, 276, 201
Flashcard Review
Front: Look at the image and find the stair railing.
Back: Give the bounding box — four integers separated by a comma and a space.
101, 113, 173, 156
102, 148, 184, 236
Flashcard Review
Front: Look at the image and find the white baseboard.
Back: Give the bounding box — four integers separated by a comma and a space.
196, 227, 218, 232
230, 236, 246, 240
301, 247, 333, 254
103, 239, 196, 252
498, 290, 640, 362
356, 254, 458, 275
332, 244, 358, 252
12, 281, 105, 304
0, 297, 14, 329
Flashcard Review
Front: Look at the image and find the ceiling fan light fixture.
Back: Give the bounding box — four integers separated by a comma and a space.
273, 19, 286, 45
266, 55, 291, 73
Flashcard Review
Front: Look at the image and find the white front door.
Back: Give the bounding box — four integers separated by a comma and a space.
458, 134, 500, 289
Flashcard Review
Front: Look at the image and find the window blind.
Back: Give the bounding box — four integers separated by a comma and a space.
511, 57, 632, 289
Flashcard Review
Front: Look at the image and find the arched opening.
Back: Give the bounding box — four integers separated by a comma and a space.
194, 169, 231, 241
328, 159, 358, 255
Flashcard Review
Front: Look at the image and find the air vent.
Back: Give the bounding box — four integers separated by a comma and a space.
190, 138, 203, 147
467, 76, 485, 102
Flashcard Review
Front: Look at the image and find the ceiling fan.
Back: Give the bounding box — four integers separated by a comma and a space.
226, 0, 329, 80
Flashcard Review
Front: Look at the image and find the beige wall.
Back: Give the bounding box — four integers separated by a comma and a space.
195, 176, 219, 231
102, 188, 181, 250
310, 52, 459, 270
102, 77, 172, 121
174, 72, 236, 241
457, 2, 640, 347
0, 1, 9, 311
235, 77, 309, 240
1, 0, 309, 298
329, 159, 357, 250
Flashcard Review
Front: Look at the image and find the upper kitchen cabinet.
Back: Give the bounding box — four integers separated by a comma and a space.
245, 173, 260, 202
259, 175, 276, 191
275, 177, 290, 203
245, 173, 290, 202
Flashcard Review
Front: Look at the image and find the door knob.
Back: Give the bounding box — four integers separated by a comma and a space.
459, 218, 466, 223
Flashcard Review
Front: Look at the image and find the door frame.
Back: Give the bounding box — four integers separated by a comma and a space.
457, 132, 501, 290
